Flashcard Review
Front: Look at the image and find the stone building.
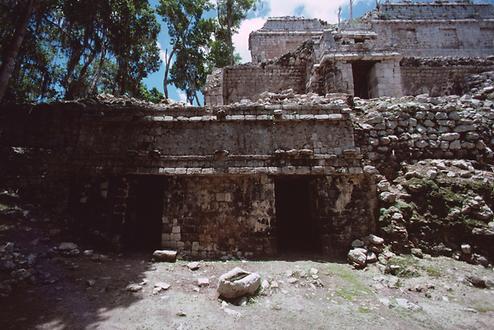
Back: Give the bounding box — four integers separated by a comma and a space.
205, 1, 494, 105
0, 97, 377, 259
1, 1, 493, 260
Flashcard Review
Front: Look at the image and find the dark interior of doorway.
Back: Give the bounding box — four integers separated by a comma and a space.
275, 176, 321, 254
352, 61, 375, 99
123, 176, 166, 251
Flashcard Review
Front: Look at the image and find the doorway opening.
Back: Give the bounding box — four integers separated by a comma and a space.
352, 61, 376, 99
124, 176, 166, 251
275, 176, 321, 253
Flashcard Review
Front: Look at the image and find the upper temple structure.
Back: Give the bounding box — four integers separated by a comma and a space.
205, 0, 494, 105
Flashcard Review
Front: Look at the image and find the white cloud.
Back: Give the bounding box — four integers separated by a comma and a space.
178, 91, 187, 103
232, 17, 267, 64
233, 0, 372, 63
157, 41, 167, 63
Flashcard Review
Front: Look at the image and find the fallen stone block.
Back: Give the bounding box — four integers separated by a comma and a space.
217, 267, 261, 300
152, 250, 177, 262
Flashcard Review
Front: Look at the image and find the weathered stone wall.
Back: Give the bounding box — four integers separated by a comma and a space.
249, 18, 324, 63
308, 58, 403, 98
161, 175, 276, 259
222, 64, 307, 104
400, 57, 494, 96
377, 3, 494, 20
371, 18, 494, 57
311, 175, 378, 257
0, 97, 377, 258
353, 94, 494, 178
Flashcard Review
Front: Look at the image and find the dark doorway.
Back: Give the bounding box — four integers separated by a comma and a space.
275, 176, 321, 253
124, 176, 166, 251
352, 61, 375, 99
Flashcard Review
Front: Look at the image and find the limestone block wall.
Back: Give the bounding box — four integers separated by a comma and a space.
377, 3, 494, 21
311, 175, 377, 257
249, 18, 324, 63
222, 64, 307, 104
371, 20, 494, 57
204, 68, 224, 106
161, 175, 276, 258
400, 58, 494, 96
309, 61, 354, 96
249, 32, 321, 63
308, 59, 403, 98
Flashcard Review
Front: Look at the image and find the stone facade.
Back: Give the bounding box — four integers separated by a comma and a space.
205, 1, 494, 105
0, 96, 375, 258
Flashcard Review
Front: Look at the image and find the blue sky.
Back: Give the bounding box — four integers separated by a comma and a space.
144, 0, 494, 103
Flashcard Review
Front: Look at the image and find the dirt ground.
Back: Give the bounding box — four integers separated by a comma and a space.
1, 206, 494, 330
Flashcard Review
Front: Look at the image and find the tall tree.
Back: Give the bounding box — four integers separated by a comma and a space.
157, 0, 213, 99
108, 0, 160, 96
0, 0, 37, 103
215, 0, 256, 66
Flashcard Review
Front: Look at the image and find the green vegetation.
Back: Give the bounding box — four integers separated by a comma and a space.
327, 264, 372, 301
0, 0, 257, 105
388, 256, 421, 278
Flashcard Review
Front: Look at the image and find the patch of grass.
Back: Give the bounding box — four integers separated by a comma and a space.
357, 306, 371, 313
327, 264, 372, 301
422, 265, 441, 278
388, 255, 421, 278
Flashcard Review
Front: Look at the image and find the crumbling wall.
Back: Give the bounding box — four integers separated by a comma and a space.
249, 17, 324, 63
400, 57, 494, 96
208, 41, 315, 105
353, 94, 494, 178
222, 64, 307, 104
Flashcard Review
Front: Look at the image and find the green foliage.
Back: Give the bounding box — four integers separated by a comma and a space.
387, 255, 421, 278
0, 0, 160, 104
137, 85, 164, 103
157, 0, 215, 104
213, 0, 257, 67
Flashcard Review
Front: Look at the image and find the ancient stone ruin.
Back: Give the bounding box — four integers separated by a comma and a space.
205, 0, 494, 104
1, 1, 493, 263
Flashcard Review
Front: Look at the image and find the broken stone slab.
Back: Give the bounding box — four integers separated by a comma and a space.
187, 261, 200, 270
368, 234, 384, 246
152, 250, 177, 262
153, 282, 171, 294
348, 248, 367, 268
197, 277, 209, 287
58, 242, 78, 251
466, 276, 489, 289
217, 267, 261, 300
126, 283, 143, 292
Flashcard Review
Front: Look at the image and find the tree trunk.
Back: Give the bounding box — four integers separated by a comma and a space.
225, 0, 234, 66
0, 0, 36, 103
66, 49, 98, 99
163, 47, 176, 99
89, 46, 107, 95
194, 92, 201, 107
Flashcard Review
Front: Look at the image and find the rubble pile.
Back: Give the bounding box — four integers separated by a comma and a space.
465, 71, 494, 100
375, 159, 494, 265
347, 234, 385, 269
354, 93, 494, 171
0, 241, 37, 298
